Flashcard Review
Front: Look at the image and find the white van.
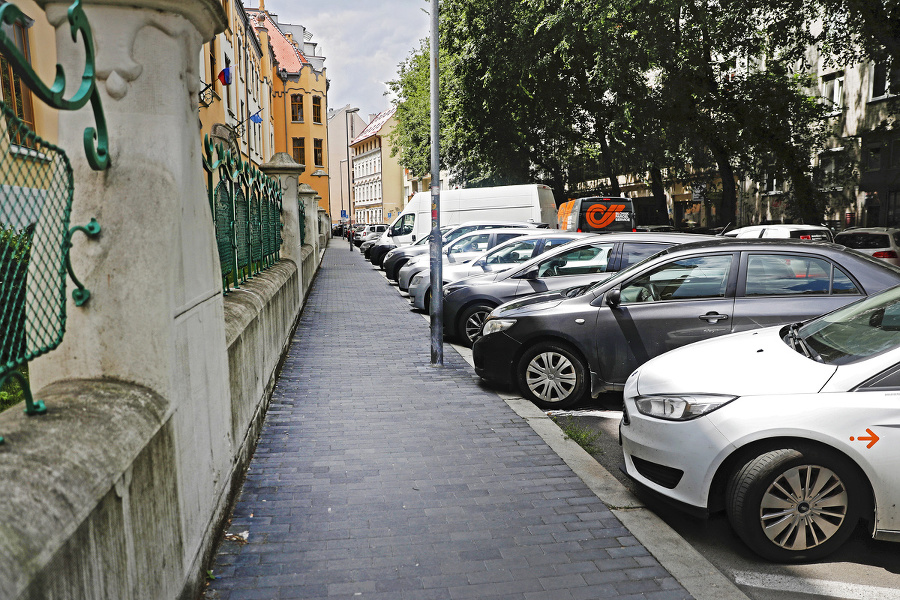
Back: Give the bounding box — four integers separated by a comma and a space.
385, 184, 558, 247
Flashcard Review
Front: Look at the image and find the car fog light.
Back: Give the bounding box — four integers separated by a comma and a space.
634, 394, 737, 421
482, 318, 516, 336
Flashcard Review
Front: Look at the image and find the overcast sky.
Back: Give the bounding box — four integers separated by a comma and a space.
260, 0, 431, 121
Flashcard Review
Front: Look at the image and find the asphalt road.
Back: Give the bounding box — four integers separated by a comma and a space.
553, 394, 900, 600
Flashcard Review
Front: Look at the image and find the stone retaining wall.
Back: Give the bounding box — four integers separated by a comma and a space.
0, 250, 320, 600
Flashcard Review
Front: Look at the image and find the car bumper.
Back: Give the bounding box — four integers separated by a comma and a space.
619, 395, 734, 510
383, 254, 404, 277
371, 244, 394, 266
472, 331, 521, 387
409, 276, 431, 310
398, 264, 426, 291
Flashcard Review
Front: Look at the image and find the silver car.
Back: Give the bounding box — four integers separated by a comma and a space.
408, 232, 590, 311
834, 227, 900, 266
397, 228, 534, 291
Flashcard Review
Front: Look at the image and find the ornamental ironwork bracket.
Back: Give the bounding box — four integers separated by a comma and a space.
0, 0, 110, 170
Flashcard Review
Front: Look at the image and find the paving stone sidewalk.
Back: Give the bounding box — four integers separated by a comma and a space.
203, 240, 692, 600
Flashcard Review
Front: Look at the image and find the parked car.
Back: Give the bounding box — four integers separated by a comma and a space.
834, 227, 900, 266
397, 228, 536, 291
354, 224, 387, 247
445, 233, 710, 347
408, 232, 590, 313
371, 225, 456, 268
381, 221, 542, 277
620, 284, 900, 562
723, 224, 833, 242
361, 232, 387, 258
473, 238, 900, 409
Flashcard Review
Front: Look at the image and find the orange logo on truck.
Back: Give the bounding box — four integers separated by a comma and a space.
586, 204, 626, 228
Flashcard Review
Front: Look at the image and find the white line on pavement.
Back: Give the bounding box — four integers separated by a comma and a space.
732, 571, 900, 600
547, 409, 623, 419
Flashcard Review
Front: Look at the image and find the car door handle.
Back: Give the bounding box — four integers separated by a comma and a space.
699, 312, 729, 323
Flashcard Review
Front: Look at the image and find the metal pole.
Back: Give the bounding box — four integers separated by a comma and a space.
346, 107, 359, 251
429, 0, 443, 366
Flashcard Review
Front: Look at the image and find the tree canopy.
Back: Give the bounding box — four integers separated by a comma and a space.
388, 0, 895, 221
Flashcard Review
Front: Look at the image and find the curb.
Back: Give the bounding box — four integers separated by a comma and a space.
451, 341, 750, 600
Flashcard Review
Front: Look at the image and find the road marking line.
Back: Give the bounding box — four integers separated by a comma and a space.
732, 570, 900, 600
547, 409, 623, 419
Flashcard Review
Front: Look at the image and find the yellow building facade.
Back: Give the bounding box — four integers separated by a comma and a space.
199, 0, 330, 214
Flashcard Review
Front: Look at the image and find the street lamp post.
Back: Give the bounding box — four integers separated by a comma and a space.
339, 158, 348, 237
345, 107, 359, 251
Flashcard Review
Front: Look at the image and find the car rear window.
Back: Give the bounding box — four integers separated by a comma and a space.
835, 232, 890, 249
789, 229, 832, 242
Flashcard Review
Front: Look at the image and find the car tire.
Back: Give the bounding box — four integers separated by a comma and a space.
516, 341, 587, 409
726, 447, 864, 562
458, 303, 496, 347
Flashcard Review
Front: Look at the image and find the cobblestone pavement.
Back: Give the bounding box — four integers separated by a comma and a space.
203, 240, 692, 600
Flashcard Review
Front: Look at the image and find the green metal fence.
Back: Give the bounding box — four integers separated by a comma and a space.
0, 0, 107, 443
202, 135, 283, 293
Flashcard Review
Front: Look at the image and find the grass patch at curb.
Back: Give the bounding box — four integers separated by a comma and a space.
550, 415, 601, 454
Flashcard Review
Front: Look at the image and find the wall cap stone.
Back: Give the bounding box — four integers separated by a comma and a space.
260, 152, 305, 176
0, 379, 169, 599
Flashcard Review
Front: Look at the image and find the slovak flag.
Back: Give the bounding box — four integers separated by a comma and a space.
249, 111, 263, 124
217, 67, 232, 86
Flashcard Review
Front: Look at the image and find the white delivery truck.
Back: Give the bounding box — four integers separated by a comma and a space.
384, 184, 558, 247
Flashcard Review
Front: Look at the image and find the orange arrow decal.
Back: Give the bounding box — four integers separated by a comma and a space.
850, 428, 880, 449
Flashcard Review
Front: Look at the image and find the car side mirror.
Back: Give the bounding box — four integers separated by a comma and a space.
519, 267, 539, 280
606, 288, 621, 308
411, 234, 416, 242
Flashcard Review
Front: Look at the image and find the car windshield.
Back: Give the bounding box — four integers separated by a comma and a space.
797, 285, 900, 364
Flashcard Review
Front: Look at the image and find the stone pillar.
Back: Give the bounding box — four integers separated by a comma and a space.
297, 183, 319, 250
31, 0, 230, 583
260, 153, 304, 295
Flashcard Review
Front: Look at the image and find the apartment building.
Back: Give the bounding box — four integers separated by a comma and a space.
349, 106, 404, 224
327, 105, 367, 224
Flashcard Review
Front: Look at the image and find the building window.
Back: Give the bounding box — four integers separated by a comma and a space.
314, 138, 323, 167
291, 94, 303, 122
312, 96, 322, 123
821, 73, 843, 112
292, 137, 305, 165
871, 61, 900, 100
0, 18, 35, 145
867, 144, 882, 171
209, 37, 217, 87
891, 138, 900, 170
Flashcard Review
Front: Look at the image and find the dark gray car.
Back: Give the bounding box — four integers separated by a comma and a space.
443, 232, 710, 346
473, 238, 900, 409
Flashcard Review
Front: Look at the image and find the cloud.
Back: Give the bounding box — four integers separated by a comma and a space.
262, 0, 430, 119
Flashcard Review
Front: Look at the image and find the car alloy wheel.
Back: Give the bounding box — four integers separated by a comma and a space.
459, 304, 495, 347
516, 341, 587, 409
726, 447, 864, 562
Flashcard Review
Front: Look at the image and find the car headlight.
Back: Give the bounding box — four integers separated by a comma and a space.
411, 273, 426, 286
633, 394, 737, 421
443, 284, 465, 297
385, 250, 397, 259
482, 318, 516, 336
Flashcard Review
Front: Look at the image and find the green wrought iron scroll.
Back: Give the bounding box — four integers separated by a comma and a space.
202, 134, 283, 293
0, 0, 108, 444
0, 0, 109, 170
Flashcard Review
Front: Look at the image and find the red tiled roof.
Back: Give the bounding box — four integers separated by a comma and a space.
247, 9, 309, 72
351, 106, 397, 145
